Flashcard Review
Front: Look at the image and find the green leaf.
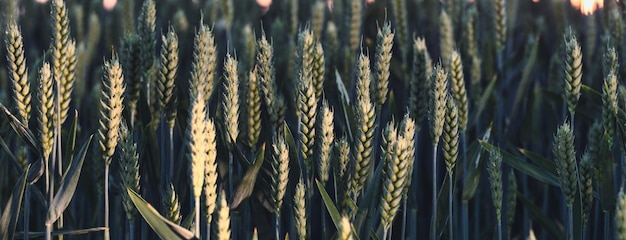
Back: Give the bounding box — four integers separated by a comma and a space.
581, 84, 601, 104
516, 148, 557, 177
64, 110, 79, 168
597, 135, 615, 212
14, 227, 107, 239
336, 69, 355, 141
45, 135, 92, 226
0, 165, 29, 240
462, 125, 491, 200
316, 180, 361, 240
127, 188, 196, 240
478, 140, 559, 186
518, 193, 565, 240
0, 104, 41, 157
231, 143, 266, 209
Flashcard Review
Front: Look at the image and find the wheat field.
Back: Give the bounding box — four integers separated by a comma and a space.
0, 0, 625, 239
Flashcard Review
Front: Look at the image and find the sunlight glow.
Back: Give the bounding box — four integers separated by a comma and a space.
570, 0, 603, 15
103, 0, 117, 11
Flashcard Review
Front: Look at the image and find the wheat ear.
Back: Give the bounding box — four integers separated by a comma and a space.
243, 67, 262, 148
5, 23, 30, 126
439, 10, 454, 68
618, 190, 626, 240
120, 34, 142, 126
37, 63, 54, 160
316, 101, 334, 184
563, 29, 582, 121
579, 151, 594, 226
51, 0, 76, 124
373, 21, 393, 108
190, 23, 217, 103
553, 121, 578, 239
157, 26, 179, 128
506, 171, 517, 239
222, 53, 240, 146
337, 215, 353, 240
118, 121, 140, 226
215, 190, 231, 240
603, 72, 618, 149
488, 149, 503, 240
294, 178, 307, 239
137, 0, 156, 111
449, 50, 468, 131
380, 121, 410, 236
351, 53, 376, 197
410, 37, 433, 126
186, 92, 207, 237
203, 118, 218, 226
257, 30, 282, 130
162, 183, 182, 224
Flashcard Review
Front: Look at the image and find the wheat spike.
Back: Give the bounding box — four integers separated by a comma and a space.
373, 21, 393, 108
351, 96, 376, 197
494, 0, 507, 55
157, 26, 179, 129
138, 0, 156, 110
294, 178, 307, 239
449, 50, 468, 131
443, 95, 459, 176
162, 183, 182, 224
553, 121, 578, 207
603, 44, 618, 78
243, 67, 262, 148
356, 52, 372, 103
334, 136, 351, 209
312, 42, 325, 102
271, 135, 290, 216
463, 7, 478, 58
439, 10, 454, 68
120, 34, 142, 124
410, 37, 433, 126
312, 1, 326, 40
203, 118, 218, 224
5, 23, 30, 126
390, 0, 408, 61
429, 63, 448, 146
579, 151, 594, 225
186, 92, 207, 199
241, 24, 256, 71
257, 31, 283, 129
618, 188, 626, 240
298, 67, 317, 177
348, 0, 362, 54
51, 0, 75, 124
190, 23, 217, 102
337, 215, 353, 240
215, 190, 231, 240
296, 27, 315, 115
37, 63, 55, 160
98, 56, 125, 165
222, 53, 240, 146
563, 29, 583, 119
399, 113, 416, 194
317, 101, 334, 184
488, 149, 503, 223
119, 121, 140, 222
603, 73, 618, 149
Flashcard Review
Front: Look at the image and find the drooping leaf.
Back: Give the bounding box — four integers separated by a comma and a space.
231, 143, 266, 209
14, 227, 107, 239
45, 135, 92, 226
127, 188, 196, 240
517, 148, 557, 177
316, 179, 360, 239
0, 104, 41, 157
336, 69, 355, 141
64, 110, 79, 168
479, 140, 559, 186
462, 125, 491, 200
0, 165, 29, 240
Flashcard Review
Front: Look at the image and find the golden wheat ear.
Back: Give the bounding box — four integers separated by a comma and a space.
5, 22, 30, 126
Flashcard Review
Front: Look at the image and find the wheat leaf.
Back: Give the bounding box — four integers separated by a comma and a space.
0, 165, 29, 240
478, 140, 559, 186
231, 143, 266, 209
14, 227, 107, 239
518, 193, 565, 240
46, 135, 93, 226
127, 188, 196, 240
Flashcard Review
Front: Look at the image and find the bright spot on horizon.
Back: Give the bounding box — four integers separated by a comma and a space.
103, 0, 117, 11
36, 0, 48, 3
257, 0, 271, 8
570, 0, 603, 15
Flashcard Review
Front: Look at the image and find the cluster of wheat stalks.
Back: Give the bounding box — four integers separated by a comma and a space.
4, 0, 626, 240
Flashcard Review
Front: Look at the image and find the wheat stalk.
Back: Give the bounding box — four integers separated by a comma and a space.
506, 171, 517, 239
5, 22, 30, 126
373, 21, 393, 109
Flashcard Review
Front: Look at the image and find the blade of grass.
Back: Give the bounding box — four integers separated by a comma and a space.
127, 188, 196, 240
14, 227, 108, 239
230, 143, 265, 209
0, 164, 29, 240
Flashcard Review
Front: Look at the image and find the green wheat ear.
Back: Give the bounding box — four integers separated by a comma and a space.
563, 28, 583, 120
439, 9, 454, 68
222, 53, 240, 146
157, 26, 179, 129
449, 50, 468, 132
5, 22, 30, 126
443, 95, 459, 176
373, 21, 393, 109
488, 148, 503, 223
120, 34, 142, 126
619, 190, 626, 240
553, 121, 578, 208
162, 183, 182, 224
242, 67, 262, 148
410, 37, 432, 127
119, 121, 140, 223
579, 151, 594, 225
189, 22, 217, 102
